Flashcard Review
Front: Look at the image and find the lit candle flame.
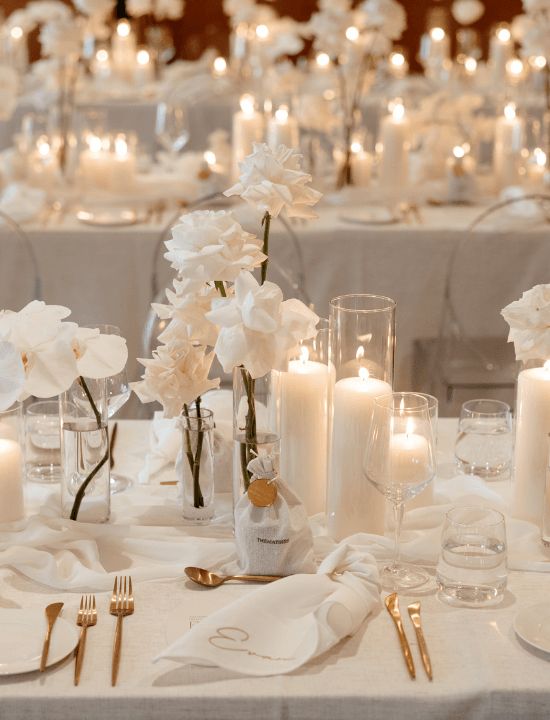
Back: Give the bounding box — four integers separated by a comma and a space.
533, 55, 547, 69
453, 145, 465, 159
350, 140, 362, 154
391, 100, 405, 122
88, 134, 102, 154
114, 135, 128, 157
359, 367, 369, 382
256, 24, 269, 40
390, 51, 405, 67
504, 102, 517, 121
506, 58, 523, 77
213, 56, 227, 74
96, 48, 109, 63
275, 105, 289, 124
10, 26, 23, 40
405, 417, 414, 438
534, 147, 547, 167
300, 346, 309, 364
345, 26, 359, 42
240, 94, 255, 116
544, 360, 550, 372
117, 19, 131, 38
399, 397, 405, 415
430, 27, 445, 42
37, 140, 50, 158
316, 52, 330, 68
136, 49, 150, 66
203, 150, 216, 166
464, 57, 477, 73
356, 346, 365, 360
496, 26, 511, 43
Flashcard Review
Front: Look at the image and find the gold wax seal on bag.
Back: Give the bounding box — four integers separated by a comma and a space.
248, 478, 277, 507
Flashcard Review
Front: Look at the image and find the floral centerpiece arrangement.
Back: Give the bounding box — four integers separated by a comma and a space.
0, 300, 127, 520
303, 0, 407, 188
133, 142, 320, 509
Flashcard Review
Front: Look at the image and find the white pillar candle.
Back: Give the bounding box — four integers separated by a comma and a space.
279, 347, 331, 515
7, 26, 28, 75
328, 367, 392, 540
379, 99, 410, 197
388, 51, 409, 79
0, 438, 24, 523
212, 56, 228, 78
92, 48, 111, 80
525, 148, 547, 189
232, 94, 264, 178
489, 26, 513, 84
28, 138, 59, 188
389, 418, 431, 491
79, 134, 108, 188
446, 145, 476, 203
112, 19, 137, 83
513, 361, 550, 525
494, 102, 524, 191
267, 105, 299, 150
350, 142, 372, 187
134, 48, 154, 85
109, 134, 137, 189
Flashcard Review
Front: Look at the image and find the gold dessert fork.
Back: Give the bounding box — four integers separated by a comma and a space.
74, 595, 97, 685
110, 576, 134, 686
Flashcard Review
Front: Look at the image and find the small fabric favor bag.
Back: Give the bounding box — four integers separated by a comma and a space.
234, 455, 315, 576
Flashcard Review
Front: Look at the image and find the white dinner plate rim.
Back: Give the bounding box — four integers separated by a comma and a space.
513, 602, 550, 654
0, 608, 79, 675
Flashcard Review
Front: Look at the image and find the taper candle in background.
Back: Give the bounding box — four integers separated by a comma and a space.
232, 94, 264, 178
267, 105, 299, 151
446, 145, 476, 203
0, 404, 24, 524
489, 24, 513, 84
112, 19, 137, 83
327, 294, 396, 541
279, 326, 332, 515
493, 102, 524, 191
379, 99, 410, 199
513, 360, 550, 526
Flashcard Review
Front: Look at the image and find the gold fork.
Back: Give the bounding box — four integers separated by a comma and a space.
74, 595, 97, 686
109, 576, 134, 686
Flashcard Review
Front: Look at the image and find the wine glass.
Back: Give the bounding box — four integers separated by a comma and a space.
155, 88, 190, 163
85, 324, 132, 494
363, 392, 436, 591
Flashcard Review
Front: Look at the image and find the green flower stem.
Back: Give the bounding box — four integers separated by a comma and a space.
192, 396, 205, 508
239, 367, 257, 491
260, 211, 271, 285
214, 280, 227, 297
69, 376, 108, 521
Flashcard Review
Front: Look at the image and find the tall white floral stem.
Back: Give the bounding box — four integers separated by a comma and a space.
260, 211, 271, 285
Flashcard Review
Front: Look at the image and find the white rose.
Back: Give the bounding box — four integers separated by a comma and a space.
502, 284, 550, 361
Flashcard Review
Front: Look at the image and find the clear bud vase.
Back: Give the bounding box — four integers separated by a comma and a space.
232, 367, 279, 505
60, 377, 110, 523
180, 406, 215, 524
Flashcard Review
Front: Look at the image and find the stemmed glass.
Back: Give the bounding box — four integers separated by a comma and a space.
363, 392, 436, 591
85, 324, 132, 494
155, 87, 190, 163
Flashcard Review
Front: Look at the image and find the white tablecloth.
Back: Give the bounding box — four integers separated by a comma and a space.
1, 418, 550, 719
1, 201, 548, 397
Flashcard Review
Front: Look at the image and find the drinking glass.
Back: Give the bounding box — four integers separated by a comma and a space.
363, 392, 436, 590
155, 88, 190, 160
454, 399, 513, 479
436, 506, 507, 606
25, 400, 62, 484
85, 324, 131, 494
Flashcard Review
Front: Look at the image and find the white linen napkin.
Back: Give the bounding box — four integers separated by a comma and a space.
155, 542, 380, 676
0, 183, 46, 223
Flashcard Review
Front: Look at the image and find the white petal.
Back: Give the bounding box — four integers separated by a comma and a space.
0, 341, 25, 411
76, 333, 128, 378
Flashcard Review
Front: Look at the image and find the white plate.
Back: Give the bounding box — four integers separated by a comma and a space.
513, 603, 550, 654
339, 207, 398, 226
0, 609, 79, 675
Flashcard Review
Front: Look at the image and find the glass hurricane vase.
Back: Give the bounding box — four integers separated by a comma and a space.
180, 406, 215, 524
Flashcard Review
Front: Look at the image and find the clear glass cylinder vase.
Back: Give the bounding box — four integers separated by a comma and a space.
180, 406, 215, 524
513, 359, 550, 526
60, 377, 110, 523
0, 403, 25, 523
232, 367, 279, 504
327, 294, 396, 540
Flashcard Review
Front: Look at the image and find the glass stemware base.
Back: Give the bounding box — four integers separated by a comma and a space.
379, 562, 430, 591
110, 473, 132, 494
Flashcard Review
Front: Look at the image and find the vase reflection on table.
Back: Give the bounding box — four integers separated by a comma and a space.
363, 392, 436, 591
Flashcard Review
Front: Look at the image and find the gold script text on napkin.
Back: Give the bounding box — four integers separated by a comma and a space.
208, 627, 294, 661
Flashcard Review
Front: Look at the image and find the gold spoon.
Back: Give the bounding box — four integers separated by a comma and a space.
184, 566, 282, 588
40, 602, 64, 672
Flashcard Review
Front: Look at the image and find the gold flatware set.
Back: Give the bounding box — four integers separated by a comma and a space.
384, 593, 433, 681
39, 575, 134, 686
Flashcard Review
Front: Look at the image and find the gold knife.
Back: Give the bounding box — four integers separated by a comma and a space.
384, 593, 415, 679
408, 601, 433, 680
40, 602, 64, 672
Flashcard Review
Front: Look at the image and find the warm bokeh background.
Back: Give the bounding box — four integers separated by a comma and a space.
2, 0, 524, 69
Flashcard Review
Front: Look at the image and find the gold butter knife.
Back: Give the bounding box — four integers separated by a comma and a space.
40, 602, 64, 672
385, 593, 415, 679
408, 601, 433, 681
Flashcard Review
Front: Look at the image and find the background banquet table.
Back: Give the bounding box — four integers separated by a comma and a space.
1, 201, 547, 407
1, 418, 550, 720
